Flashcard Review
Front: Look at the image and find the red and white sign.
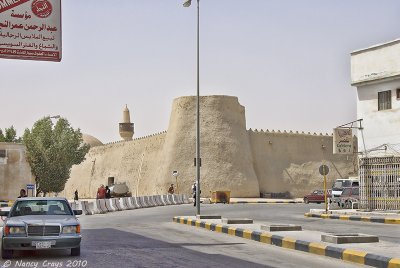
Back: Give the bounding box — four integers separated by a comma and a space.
0, 0, 61, 62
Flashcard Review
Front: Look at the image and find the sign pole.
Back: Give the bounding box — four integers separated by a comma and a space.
176, 175, 179, 194
324, 173, 328, 214
319, 164, 329, 214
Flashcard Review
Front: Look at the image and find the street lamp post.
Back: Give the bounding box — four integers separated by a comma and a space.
183, 0, 201, 215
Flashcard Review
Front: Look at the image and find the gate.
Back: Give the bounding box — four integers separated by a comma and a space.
359, 156, 400, 210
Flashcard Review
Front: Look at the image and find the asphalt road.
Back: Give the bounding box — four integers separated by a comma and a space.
0, 203, 386, 268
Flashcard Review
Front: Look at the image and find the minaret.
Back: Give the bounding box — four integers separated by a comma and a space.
119, 105, 134, 141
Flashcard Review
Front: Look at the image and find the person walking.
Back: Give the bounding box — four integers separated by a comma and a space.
74, 190, 79, 201
168, 184, 175, 194
192, 182, 196, 207
105, 186, 111, 199
97, 184, 106, 199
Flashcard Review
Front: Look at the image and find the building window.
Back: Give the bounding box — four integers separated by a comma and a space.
378, 90, 392, 111
397, 88, 400, 100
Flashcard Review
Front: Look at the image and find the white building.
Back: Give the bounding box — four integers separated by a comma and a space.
351, 39, 400, 152
351, 39, 400, 210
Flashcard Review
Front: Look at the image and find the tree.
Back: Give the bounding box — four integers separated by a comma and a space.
0, 126, 21, 142
23, 117, 90, 196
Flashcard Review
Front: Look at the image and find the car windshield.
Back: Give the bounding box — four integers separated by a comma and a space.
332, 181, 343, 190
342, 181, 352, 187
9, 200, 73, 217
341, 188, 351, 196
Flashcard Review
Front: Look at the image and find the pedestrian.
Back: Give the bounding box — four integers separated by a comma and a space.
18, 189, 27, 198
105, 186, 111, 199
74, 190, 79, 201
97, 184, 106, 199
168, 184, 175, 194
192, 182, 196, 207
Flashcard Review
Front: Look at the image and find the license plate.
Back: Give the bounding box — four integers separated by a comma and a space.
32, 241, 54, 249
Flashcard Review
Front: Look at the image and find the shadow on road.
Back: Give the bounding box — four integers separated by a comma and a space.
1, 228, 276, 268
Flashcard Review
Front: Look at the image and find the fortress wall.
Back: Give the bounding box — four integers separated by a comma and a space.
65, 132, 167, 199
156, 96, 259, 197
66, 95, 260, 198
65, 95, 356, 199
248, 130, 357, 197
0, 143, 34, 200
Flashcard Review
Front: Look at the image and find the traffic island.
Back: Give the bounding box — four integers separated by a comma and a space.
305, 212, 400, 224
261, 224, 302, 232
230, 199, 303, 204
321, 233, 379, 244
196, 215, 222, 219
222, 218, 253, 224
173, 216, 400, 268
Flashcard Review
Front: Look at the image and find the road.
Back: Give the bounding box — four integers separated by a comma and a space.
1, 203, 397, 268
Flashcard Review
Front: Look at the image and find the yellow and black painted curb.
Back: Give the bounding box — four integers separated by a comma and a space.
173, 216, 400, 268
230, 200, 303, 204
305, 213, 400, 225
0, 201, 13, 208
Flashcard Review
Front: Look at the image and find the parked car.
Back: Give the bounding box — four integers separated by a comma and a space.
0, 197, 82, 259
303, 189, 331, 204
338, 187, 360, 208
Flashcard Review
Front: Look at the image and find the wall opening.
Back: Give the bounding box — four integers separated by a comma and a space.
108, 177, 115, 186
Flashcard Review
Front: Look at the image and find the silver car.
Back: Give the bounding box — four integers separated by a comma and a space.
0, 197, 82, 259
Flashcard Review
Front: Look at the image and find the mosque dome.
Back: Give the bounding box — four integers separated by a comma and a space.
82, 134, 103, 147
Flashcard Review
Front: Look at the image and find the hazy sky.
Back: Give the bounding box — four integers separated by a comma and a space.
1, 0, 399, 143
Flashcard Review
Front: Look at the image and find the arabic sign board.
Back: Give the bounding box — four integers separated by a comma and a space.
333, 128, 353, 155
0, 0, 61, 62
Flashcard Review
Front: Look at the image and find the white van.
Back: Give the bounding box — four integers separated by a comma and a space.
331, 177, 359, 198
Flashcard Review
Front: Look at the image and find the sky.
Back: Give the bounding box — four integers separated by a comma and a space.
0, 0, 399, 143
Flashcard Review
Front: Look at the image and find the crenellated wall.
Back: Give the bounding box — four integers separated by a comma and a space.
248, 129, 357, 197
65, 132, 167, 199
64, 95, 356, 198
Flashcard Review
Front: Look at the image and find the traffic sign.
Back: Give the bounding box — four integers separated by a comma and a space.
319, 165, 329, 176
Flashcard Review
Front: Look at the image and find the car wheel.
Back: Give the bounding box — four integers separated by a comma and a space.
71, 246, 80, 256
304, 198, 309, 204
1, 244, 13, 259
316, 202, 321, 204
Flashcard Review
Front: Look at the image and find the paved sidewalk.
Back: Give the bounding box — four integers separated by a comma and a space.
173, 216, 400, 268
229, 198, 303, 204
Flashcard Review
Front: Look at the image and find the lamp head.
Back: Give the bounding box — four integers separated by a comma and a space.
183, 0, 191, 7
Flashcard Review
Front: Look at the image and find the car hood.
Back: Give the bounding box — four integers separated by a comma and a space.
5, 215, 79, 226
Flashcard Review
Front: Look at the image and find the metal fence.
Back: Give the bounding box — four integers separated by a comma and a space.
359, 156, 400, 210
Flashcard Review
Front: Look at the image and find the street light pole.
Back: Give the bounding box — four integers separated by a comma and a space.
183, 0, 201, 215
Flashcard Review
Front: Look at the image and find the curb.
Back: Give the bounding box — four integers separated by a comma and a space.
230, 200, 303, 204
305, 213, 400, 225
173, 216, 400, 268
